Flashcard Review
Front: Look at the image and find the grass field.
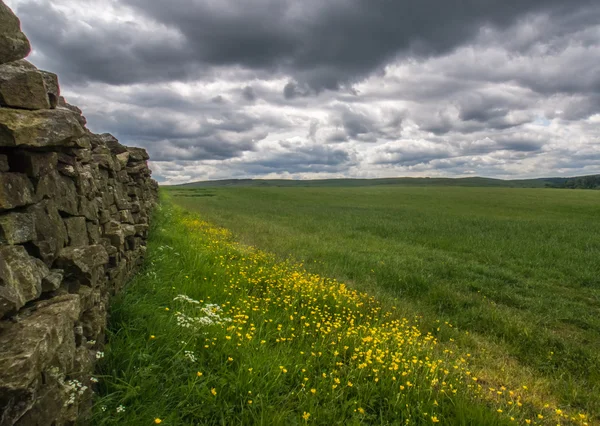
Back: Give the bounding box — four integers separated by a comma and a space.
164, 186, 600, 422
93, 186, 599, 425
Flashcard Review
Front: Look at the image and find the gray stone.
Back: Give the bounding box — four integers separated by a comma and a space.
0, 108, 85, 148
0, 211, 34, 244
0, 295, 80, 425
126, 146, 149, 161
118, 209, 134, 224
36, 170, 78, 216
0, 60, 50, 110
68, 148, 91, 163
0, 245, 49, 318
0, 172, 34, 211
122, 224, 136, 237
103, 220, 124, 247
55, 245, 109, 288
40, 70, 59, 108
99, 133, 127, 154
26, 200, 68, 266
57, 162, 77, 177
0, 1, 31, 65
9, 151, 57, 178
78, 196, 99, 221
92, 153, 116, 170
41, 269, 63, 292
64, 216, 89, 247
87, 222, 101, 244
115, 151, 130, 168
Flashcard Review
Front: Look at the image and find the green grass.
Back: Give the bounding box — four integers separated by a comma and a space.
165, 186, 600, 420
92, 200, 530, 425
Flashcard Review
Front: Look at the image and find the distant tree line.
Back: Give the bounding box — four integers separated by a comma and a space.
545, 175, 600, 189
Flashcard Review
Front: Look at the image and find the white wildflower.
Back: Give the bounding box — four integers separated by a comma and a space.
184, 350, 197, 363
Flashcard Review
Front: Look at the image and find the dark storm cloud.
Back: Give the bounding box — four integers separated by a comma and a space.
7, 0, 600, 183
13, 0, 598, 92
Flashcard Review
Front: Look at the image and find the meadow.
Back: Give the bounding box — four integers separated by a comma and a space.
93, 186, 599, 425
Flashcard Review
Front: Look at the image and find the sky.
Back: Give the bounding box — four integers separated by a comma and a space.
5, 0, 600, 184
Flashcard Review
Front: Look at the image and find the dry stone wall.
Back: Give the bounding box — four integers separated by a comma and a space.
0, 2, 158, 424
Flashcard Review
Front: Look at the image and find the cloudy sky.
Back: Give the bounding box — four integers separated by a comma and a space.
6, 0, 600, 184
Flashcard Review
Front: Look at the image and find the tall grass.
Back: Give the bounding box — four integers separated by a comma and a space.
92, 199, 589, 425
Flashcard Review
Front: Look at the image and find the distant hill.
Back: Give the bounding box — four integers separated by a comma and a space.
166, 175, 600, 189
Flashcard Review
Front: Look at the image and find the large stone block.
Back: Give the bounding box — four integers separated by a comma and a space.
8, 151, 57, 178
78, 196, 99, 221
0, 245, 49, 318
40, 70, 59, 109
0, 172, 34, 211
0, 1, 31, 65
63, 216, 89, 247
26, 200, 68, 266
0, 211, 34, 244
55, 245, 108, 289
0, 60, 50, 110
126, 146, 149, 161
0, 294, 80, 425
99, 133, 127, 154
0, 108, 85, 148
36, 170, 78, 216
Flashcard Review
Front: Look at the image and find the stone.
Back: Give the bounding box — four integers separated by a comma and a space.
115, 151, 130, 168
103, 220, 124, 247
63, 217, 89, 247
99, 133, 127, 154
55, 245, 108, 288
0, 1, 31, 65
57, 152, 76, 166
126, 147, 149, 161
57, 162, 77, 177
0, 295, 80, 425
119, 209, 134, 224
0, 211, 34, 244
0, 60, 50, 110
87, 222, 101, 244
134, 223, 149, 237
0, 108, 85, 148
92, 153, 116, 170
0, 154, 8, 172
58, 98, 87, 126
74, 134, 91, 149
81, 303, 106, 341
36, 170, 78, 216
69, 148, 92, 163
40, 70, 59, 108
41, 269, 63, 292
78, 196, 99, 221
0, 245, 49, 318
126, 162, 149, 175
8, 151, 57, 178
0, 172, 34, 211
122, 224, 136, 237
26, 200, 68, 266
